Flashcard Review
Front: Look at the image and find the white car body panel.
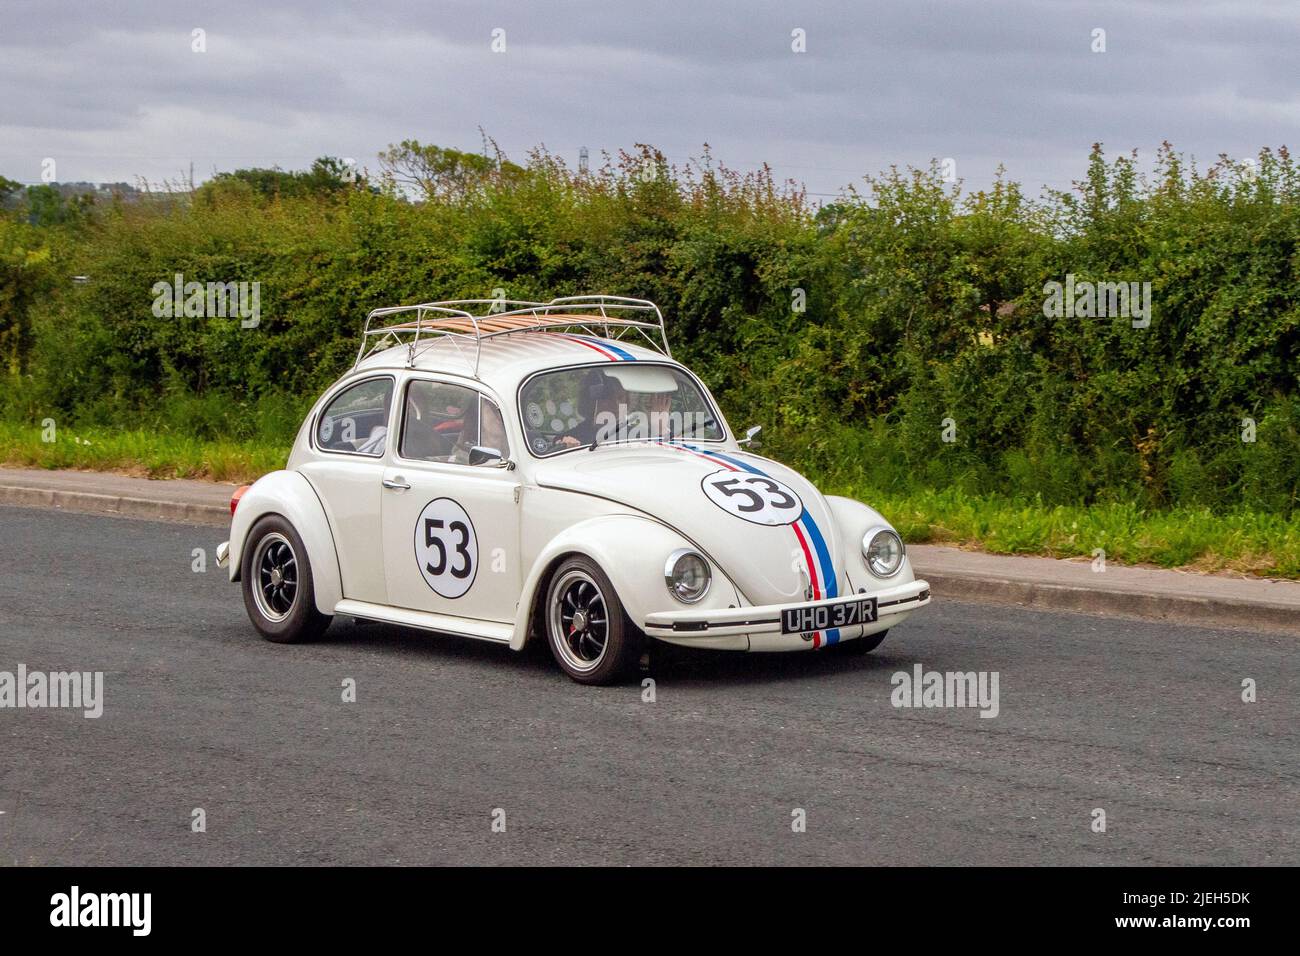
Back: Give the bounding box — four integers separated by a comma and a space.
227, 469, 343, 615
380, 459, 521, 622
297, 456, 390, 605
510, 512, 742, 650
535, 446, 847, 608
223, 327, 930, 653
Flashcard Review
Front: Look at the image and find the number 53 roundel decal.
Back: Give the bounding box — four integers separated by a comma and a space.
414, 498, 478, 598
701, 471, 803, 526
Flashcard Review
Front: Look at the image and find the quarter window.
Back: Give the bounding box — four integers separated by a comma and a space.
316, 378, 394, 456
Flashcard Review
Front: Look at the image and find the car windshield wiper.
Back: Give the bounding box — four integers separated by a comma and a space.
589, 416, 631, 451
589, 412, 718, 449
669, 415, 717, 442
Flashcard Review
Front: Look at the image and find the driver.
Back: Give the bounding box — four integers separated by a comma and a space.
558, 372, 627, 448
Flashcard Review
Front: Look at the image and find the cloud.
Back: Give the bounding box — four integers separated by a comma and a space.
1, 0, 1296, 195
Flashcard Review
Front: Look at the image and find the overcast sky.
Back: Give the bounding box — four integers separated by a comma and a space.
4, 0, 1296, 198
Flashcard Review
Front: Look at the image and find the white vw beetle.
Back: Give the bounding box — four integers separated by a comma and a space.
217, 296, 930, 684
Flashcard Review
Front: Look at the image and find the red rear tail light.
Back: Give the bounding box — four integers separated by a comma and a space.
231, 484, 251, 516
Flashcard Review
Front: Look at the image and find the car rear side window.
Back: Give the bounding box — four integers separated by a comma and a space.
316, 377, 394, 456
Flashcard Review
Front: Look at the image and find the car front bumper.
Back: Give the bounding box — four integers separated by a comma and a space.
643, 577, 931, 651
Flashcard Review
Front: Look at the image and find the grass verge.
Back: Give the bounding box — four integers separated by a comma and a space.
822, 483, 1300, 578
3, 422, 1298, 578
0, 421, 288, 483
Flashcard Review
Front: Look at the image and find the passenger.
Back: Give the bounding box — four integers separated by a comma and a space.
352, 389, 394, 454
447, 399, 482, 464
404, 386, 466, 461
647, 389, 673, 439
449, 398, 509, 464
479, 401, 508, 455
354, 425, 388, 455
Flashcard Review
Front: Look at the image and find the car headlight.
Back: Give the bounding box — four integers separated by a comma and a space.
665, 548, 711, 603
862, 527, 905, 578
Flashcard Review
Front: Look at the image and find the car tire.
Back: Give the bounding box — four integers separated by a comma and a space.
240, 514, 332, 644
834, 629, 888, 654
544, 556, 641, 685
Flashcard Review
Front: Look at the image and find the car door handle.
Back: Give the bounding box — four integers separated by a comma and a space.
382, 477, 411, 491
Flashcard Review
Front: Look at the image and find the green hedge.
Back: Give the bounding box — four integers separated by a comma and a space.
2, 143, 1298, 514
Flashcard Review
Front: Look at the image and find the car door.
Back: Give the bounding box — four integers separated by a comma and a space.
380, 376, 522, 623
297, 374, 395, 605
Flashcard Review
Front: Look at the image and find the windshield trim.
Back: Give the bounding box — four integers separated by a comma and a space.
515, 360, 730, 460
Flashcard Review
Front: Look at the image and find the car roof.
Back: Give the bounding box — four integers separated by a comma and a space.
352, 330, 678, 393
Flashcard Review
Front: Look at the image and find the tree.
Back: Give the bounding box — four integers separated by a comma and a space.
205, 156, 365, 200
0, 175, 22, 208
23, 185, 89, 227
378, 140, 518, 201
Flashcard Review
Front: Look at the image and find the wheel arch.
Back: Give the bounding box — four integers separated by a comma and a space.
510, 514, 734, 651
519, 549, 584, 652
228, 469, 343, 615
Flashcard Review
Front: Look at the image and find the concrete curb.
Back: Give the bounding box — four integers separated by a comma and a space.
3, 469, 1297, 635
918, 569, 1299, 635
0, 483, 230, 527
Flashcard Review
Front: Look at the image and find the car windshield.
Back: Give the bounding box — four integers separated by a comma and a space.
519, 363, 724, 456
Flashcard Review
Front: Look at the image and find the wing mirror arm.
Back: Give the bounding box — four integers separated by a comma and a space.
738, 425, 762, 447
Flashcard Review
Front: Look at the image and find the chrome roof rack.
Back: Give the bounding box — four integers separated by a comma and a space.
354, 295, 671, 375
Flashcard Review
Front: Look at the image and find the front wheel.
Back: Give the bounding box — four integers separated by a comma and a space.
240, 515, 332, 643
544, 557, 641, 685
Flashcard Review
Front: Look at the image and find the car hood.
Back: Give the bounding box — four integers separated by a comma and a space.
533, 442, 849, 606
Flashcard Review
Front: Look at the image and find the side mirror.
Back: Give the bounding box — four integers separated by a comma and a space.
738, 425, 762, 447
469, 446, 511, 468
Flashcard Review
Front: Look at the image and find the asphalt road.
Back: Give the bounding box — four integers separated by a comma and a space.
0, 505, 1295, 866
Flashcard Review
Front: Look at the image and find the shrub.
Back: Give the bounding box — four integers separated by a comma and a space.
1, 142, 1297, 516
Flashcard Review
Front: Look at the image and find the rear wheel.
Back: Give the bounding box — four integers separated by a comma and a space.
544, 557, 641, 685
240, 515, 332, 643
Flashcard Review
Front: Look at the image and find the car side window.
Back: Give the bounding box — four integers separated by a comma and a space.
399, 381, 471, 462
401, 381, 510, 464
478, 398, 509, 457
316, 377, 394, 456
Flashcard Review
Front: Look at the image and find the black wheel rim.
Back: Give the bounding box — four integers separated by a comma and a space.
252, 532, 298, 622
549, 570, 609, 672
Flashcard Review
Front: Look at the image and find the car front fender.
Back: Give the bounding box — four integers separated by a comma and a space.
825, 495, 917, 587
511, 514, 741, 650
228, 469, 343, 616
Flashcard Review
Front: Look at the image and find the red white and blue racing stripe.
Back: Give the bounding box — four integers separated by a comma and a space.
546, 333, 639, 362
665, 442, 843, 647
